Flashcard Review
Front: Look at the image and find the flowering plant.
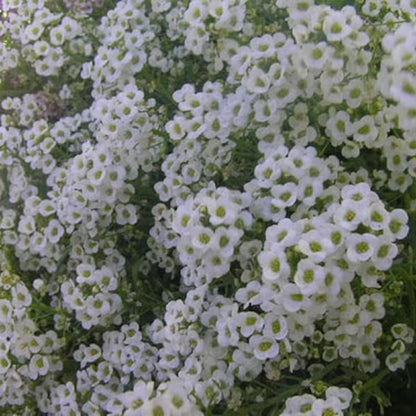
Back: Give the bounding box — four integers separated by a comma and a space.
0, 0, 416, 415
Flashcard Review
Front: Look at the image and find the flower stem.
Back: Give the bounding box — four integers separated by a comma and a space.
406, 246, 416, 333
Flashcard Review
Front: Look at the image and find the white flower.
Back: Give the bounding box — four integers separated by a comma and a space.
358, 321, 383, 344
50, 26, 66, 46
106, 165, 126, 189
216, 318, 239, 347
352, 115, 378, 142
263, 313, 288, 340
321, 265, 345, 296
29, 354, 49, 379
346, 233, 378, 263
333, 200, 364, 231
388, 171, 413, 193
115, 203, 138, 225
0, 353, 11, 375
91, 145, 112, 167
236, 311, 264, 338
323, 11, 352, 42
181, 160, 202, 184
270, 79, 299, 108
258, 245, 290, 282
281, 283, 309, 313
177, 240, 201, 267
386, 351, 410, 371
270, 182, 298, 208
387, 209, 409, 239
253, 158, 282, 187
250, 34, 276, 59
364, 201, 390, 231
184, 0, 208, 24
249, 334, 279, 360
11, 282, 32, 309
185, 24, 209, 55
281, 393, 316, 415
79, 344, 102, 368
204, 111, 230, 139
46, 218, 65, 244
343, 79, 365, 109
342, 182, 375, 204
87, 165, 106, 185
312, 396, 343, 416
268, 62, 285, 84
212, 226, 241, 258
53, 381, 77, 407
96, 266, 118, 292
265, 219, 299, 249
390, 71, 416, 107
371, 238, 398, 270
60, 16, 81, 40
206, 196, 239, 226
253, 98, 278, 123
235, 280, 271, 308
243, 67, 271, 94
191, 225, 215, 252
162, 381, 202, 415
76, 264, 96, 285
297, 230, 334, 263
85, 293, 111, 319
359, 293, 385, 320
33, 40, 50, 57
18, 215, 36, 235
294, 260, 325, 295
166, 117, 187, 141
391, 323, 414, 344
362, 0, 383, 16
356, 263, 382, 288
23, 22, 45, 43
151, 0, 172, 13
204, 251, 231, 279
326, 110, 352, 144
304, 41, 330, 69
122, 380, 154, 414
347, 45, 372, 75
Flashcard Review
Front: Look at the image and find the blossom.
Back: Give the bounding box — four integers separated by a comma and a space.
258, 245, 291, 282
322, 11, 352, 42
0, 0, 414, 413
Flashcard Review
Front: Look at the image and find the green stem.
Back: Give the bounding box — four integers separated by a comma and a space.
31, 300, 69, 318
407, 247, 416, 332
360, 368, 390, 393
216, 384, 304, 416
407, 280, 416, 333
311, 358, 342, 381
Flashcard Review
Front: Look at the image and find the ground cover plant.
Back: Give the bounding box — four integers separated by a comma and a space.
0, 0, 416, 414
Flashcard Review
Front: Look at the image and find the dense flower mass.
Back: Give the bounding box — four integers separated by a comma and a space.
0, 0, 416, 415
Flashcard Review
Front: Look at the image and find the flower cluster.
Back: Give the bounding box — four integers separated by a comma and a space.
0, 0, 415, 415
0, 267, 64, 407
281, 386, 353, 416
